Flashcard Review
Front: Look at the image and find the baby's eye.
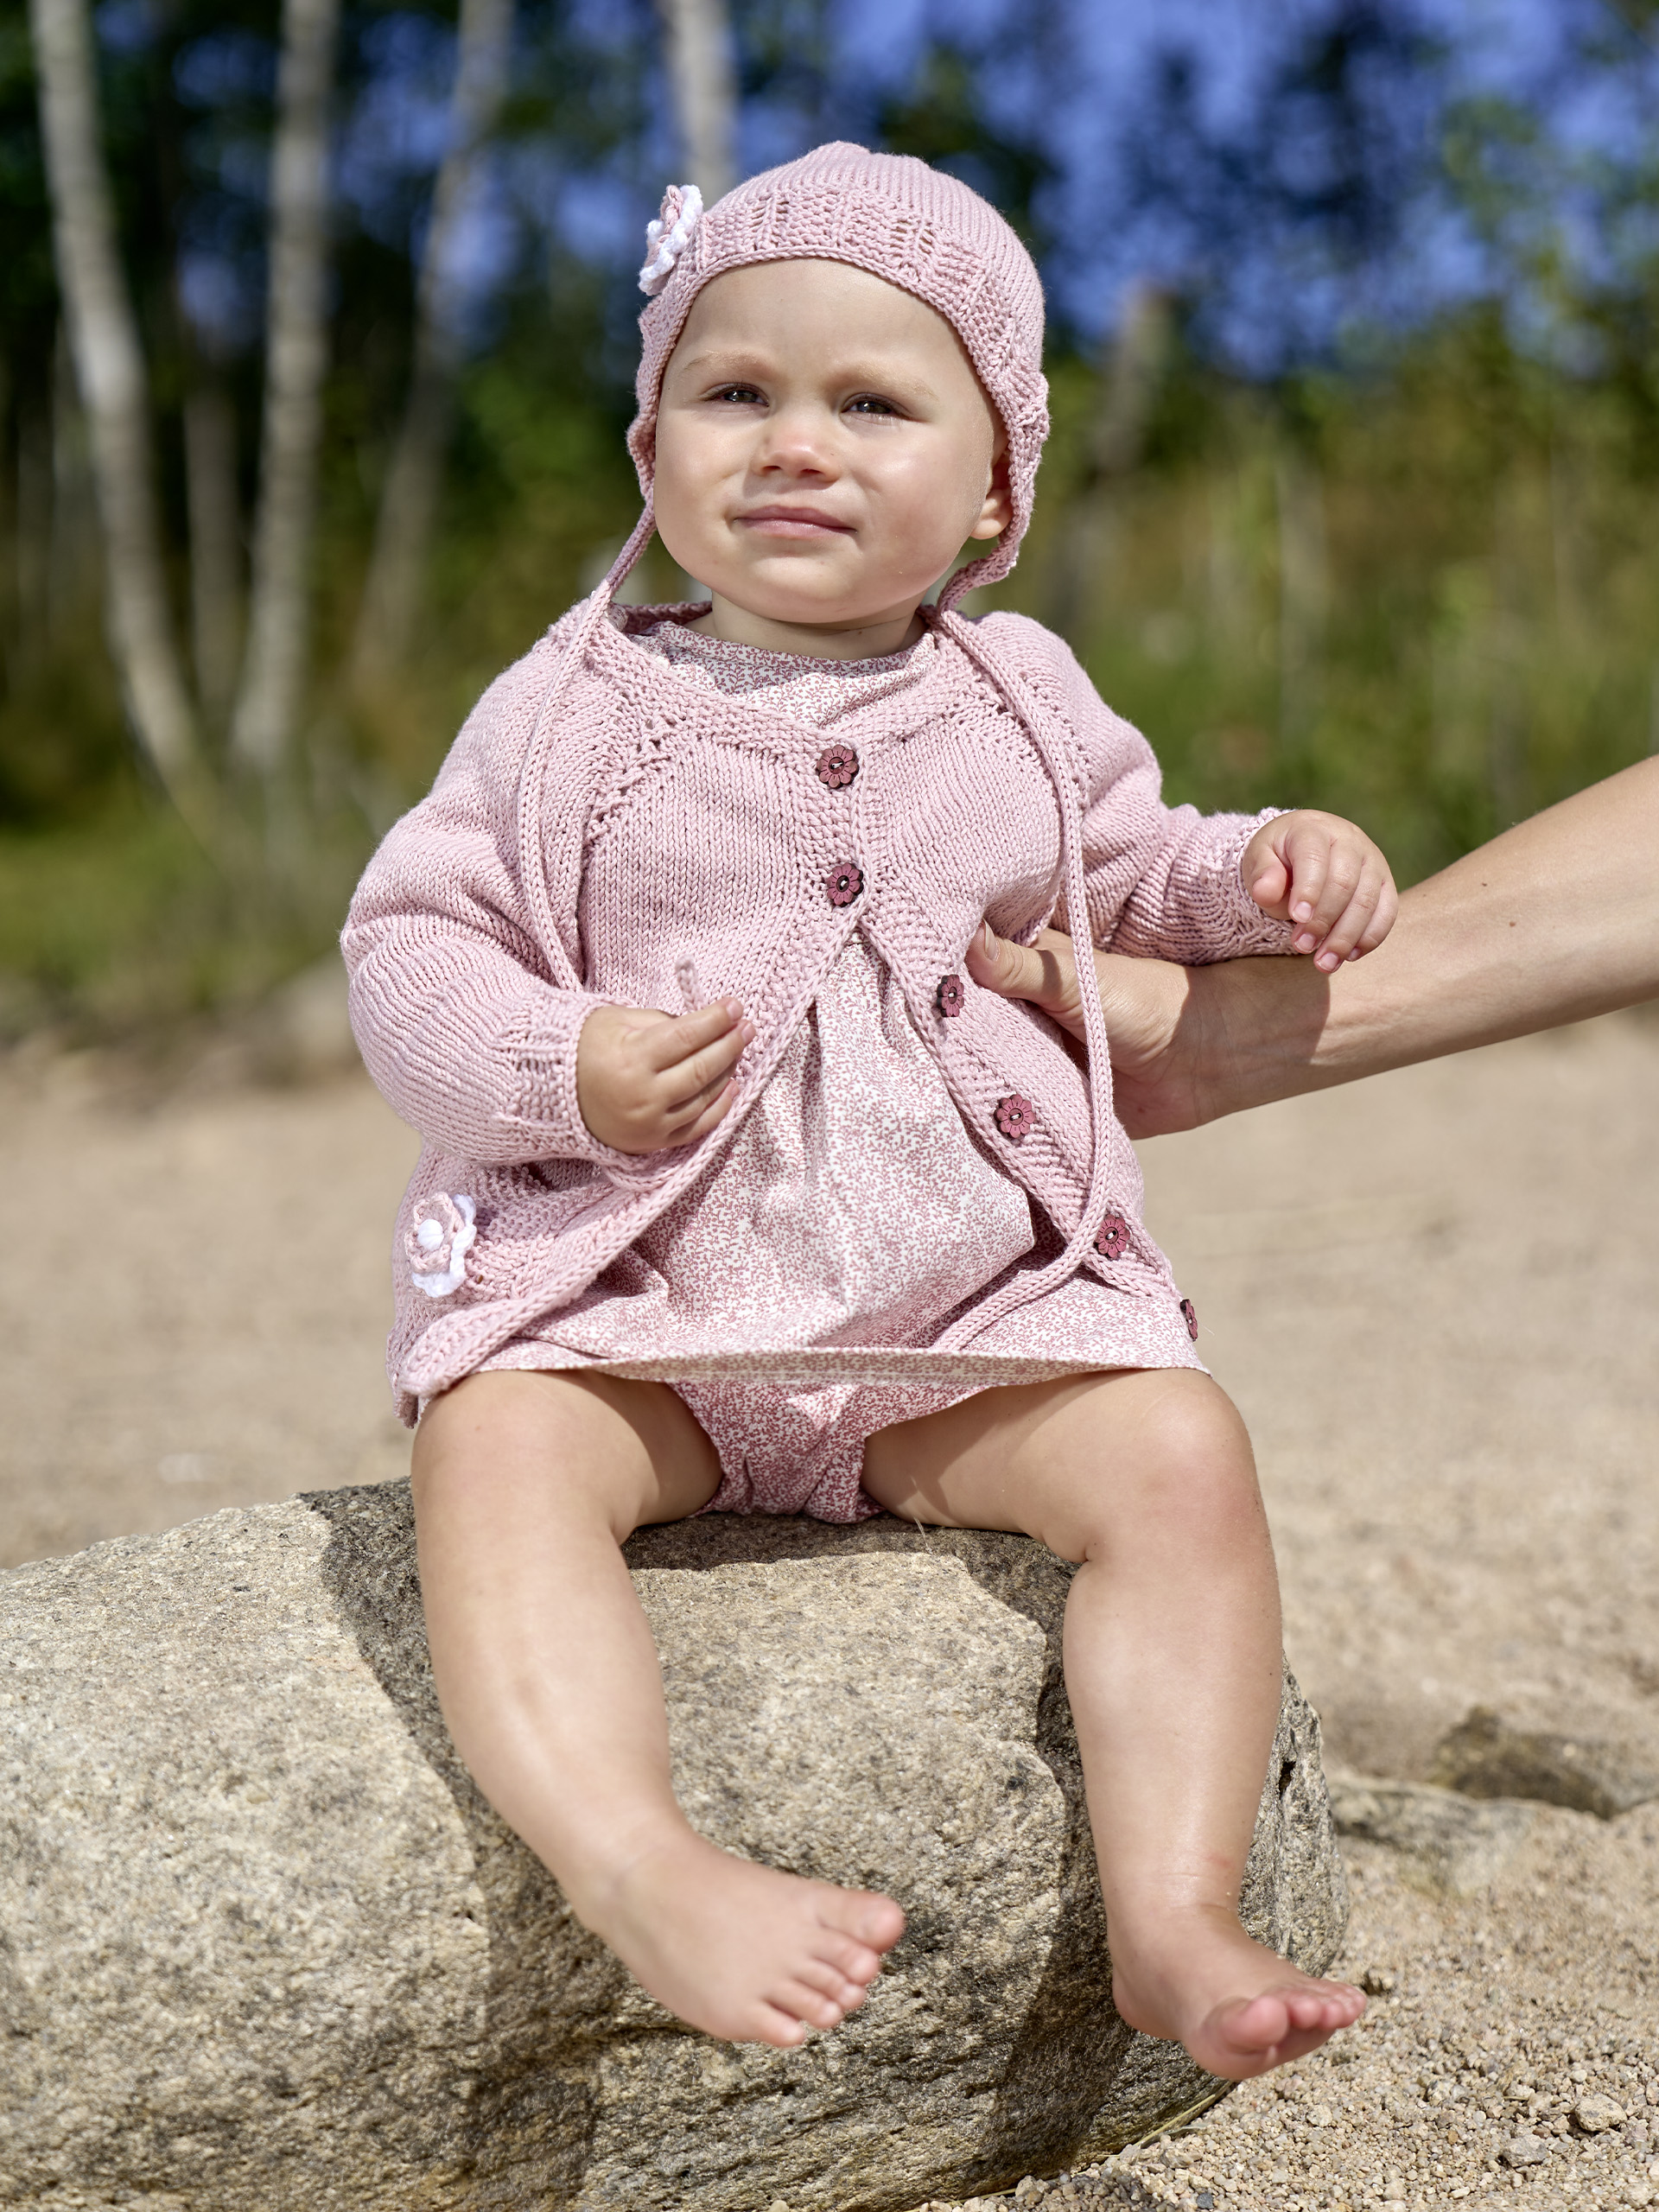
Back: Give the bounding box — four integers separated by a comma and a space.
709, 384, 764, 406
845, 395, 902, 417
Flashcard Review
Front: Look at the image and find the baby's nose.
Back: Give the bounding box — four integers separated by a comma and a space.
754, 407, 838, 475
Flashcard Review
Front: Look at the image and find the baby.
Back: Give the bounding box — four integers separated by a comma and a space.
345, 145, 1393, 2081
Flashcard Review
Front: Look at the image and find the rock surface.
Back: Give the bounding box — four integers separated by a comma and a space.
1430, 1704, 1659, 1820
1325, 1770, 1535, 1897
0, 1484, 1346, 2212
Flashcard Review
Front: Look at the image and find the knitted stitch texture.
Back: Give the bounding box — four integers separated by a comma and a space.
628, 143, 1048, 606
344, 602, 1293, 1423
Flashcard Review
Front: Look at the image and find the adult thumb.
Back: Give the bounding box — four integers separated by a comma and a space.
964, 924, 1084, 1033
965, 921, 1031, 996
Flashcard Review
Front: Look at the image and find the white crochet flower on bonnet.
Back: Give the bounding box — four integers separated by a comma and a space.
639, 183, 702, 296
406, 1192, 477, 1298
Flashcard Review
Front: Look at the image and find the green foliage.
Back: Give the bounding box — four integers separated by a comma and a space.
0, 802, 333, 1039
978, 312, 1659, 887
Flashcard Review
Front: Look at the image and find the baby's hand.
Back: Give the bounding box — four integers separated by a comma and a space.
1239, 810, 1397, 973
576, 998, 754, 1154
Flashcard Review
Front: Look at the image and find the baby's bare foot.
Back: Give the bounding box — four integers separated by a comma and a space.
1111, 1906, 1365, 2080
585, 1827, 905, 2047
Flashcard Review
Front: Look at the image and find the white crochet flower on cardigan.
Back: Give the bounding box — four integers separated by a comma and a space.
639, 184, 702, 296
407, 1192, 477, 1298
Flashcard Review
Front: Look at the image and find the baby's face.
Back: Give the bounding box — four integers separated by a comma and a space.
652, 259, 1010, 645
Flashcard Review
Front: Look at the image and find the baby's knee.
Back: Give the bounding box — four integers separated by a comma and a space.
1061, 1370, 1262, 1556
411, 1369, 721, 1536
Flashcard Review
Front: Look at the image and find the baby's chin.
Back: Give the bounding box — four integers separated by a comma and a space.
699, 569, 935, 634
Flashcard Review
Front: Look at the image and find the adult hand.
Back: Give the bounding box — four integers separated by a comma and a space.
965, 924, 1210, 1137
576, 998, 754, 1154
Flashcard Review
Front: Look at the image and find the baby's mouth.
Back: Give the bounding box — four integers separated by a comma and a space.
734, 506, 855, 539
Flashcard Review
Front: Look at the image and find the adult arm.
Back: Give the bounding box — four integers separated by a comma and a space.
969, 758, 1659, 1137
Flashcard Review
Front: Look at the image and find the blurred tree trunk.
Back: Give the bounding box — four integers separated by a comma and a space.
48, 327, 99, 651
659, 0, 737, 200
1046, 282, 1173, 644
350, 0, 513, 690
183, 383, 243, 733
230, 0, 340, 780
29, 0, 204, 806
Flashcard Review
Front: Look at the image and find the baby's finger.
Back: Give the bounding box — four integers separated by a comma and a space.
1283, 840, 1330, 949
1349, 874, 1399, 957
1295, 844, 1363, 949
644, 996, 746, 1073
662, 1075, 740, 1147
660, 1012, 754, 1112
1311, 861, 1389, 969
1246, 854, 1292, 917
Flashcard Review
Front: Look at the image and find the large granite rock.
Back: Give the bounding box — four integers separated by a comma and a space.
0, 1484, 1347, 2210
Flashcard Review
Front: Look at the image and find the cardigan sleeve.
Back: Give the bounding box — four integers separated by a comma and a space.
341, 639, 639, 1170
982, 614, 1297, 964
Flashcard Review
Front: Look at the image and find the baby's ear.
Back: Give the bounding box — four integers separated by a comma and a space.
973, 453, 1014, 540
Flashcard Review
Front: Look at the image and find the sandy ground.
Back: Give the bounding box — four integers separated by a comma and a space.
3, 1012, 1656, 2209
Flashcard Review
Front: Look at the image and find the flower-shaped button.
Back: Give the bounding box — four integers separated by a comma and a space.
826, 860, 864, 907
406, 1192, 477, 1299
1179, 1296, 1199, 1341
817, 744, 859, 789
1094, 1211, 1129, 1261
935, 974, 966, 1019
995, 1094, 1036, 1142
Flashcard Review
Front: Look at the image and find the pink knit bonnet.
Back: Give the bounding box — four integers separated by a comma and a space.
622, 143, 1050, 609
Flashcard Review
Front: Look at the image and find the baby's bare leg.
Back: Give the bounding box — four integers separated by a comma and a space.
413, 1370, 904, 2046
862, 1367, 1363, 2080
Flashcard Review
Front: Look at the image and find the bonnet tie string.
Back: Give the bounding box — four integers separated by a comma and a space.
929, 606, 1121, 1354
514, 498, 659, 988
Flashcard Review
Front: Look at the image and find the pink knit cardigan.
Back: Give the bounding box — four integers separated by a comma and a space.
344, 598, 1290, 1421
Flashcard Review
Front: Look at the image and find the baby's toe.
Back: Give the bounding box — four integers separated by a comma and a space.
841, 1890, 905, 1950
751, 2002, 811, 2049
815, 1929, 882, 1986
772, 1978, 849, 2032
793, 1955, 874, 2012
1217, 1992, 1293, 2055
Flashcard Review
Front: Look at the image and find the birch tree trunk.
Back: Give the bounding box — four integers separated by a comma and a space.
349, 0, 512, 687
183, 383, 243, 732
659, 0, 737, 201
230, 0, 340, 779
29, 0, 202, 801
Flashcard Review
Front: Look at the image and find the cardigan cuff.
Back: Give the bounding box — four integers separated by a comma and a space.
503, 989, 644, 1168
1180, 808, 1299, 961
